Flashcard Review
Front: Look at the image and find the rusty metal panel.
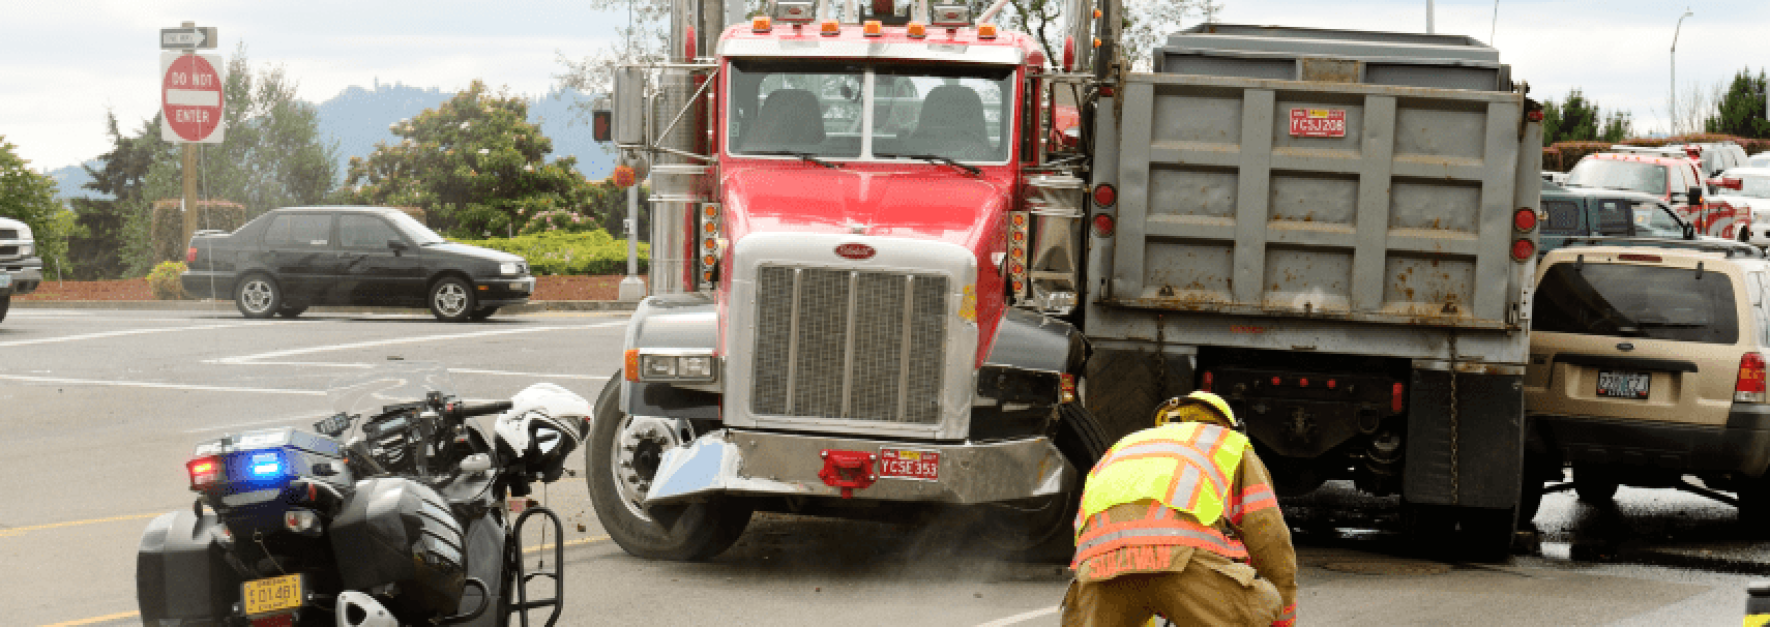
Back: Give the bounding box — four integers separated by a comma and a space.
1098, 71, 1531, 336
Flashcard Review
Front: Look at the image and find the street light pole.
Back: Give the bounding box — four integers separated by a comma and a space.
1426, 0, 1435, 34
1672, 7, 1694, 136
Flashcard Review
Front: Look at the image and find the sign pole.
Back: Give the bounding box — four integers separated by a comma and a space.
161, 19, 221, 260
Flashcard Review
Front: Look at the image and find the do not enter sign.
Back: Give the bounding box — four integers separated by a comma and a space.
160, 52, 226, 143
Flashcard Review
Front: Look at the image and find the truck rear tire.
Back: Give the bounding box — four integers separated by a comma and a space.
587, 373, 752, 561
1573, 465, 1619, 503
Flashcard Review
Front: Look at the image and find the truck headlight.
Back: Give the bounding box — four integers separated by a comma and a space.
17, 243, 31, 256
633, 353, 719, 383
499, 262, 519, 275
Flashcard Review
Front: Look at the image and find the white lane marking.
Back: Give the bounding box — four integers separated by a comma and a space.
207, 322, 624, 365
216, 360, 611, 380
0, 374, 325, 396
183, 413, 318, 434
975, 606, 1061, 627
0, 321, 280, 348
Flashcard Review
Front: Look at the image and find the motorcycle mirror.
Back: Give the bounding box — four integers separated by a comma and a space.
460, 453, 492, 473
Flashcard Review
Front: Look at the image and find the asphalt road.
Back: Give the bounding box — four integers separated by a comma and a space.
2, 306, 1767, 626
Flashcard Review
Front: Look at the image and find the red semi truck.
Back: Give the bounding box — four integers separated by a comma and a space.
591, 0, 1542, 560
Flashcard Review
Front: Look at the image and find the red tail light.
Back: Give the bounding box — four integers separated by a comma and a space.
1514, 208, 1537, 232
1092, 184, 1117, 208
1737, 353, 1767, 403
1512, 239, 1536, 261
1391, 382, 1405, 413
186, 247, 198, 263
188, 457, 220, 490
1201, 371, 1214, 392
1060, 373, 1077, 404
1299, 378, 1309, 387
1092, 213, 1116, 237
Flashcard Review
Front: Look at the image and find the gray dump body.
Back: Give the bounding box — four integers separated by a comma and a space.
1088, 24, 1540, 366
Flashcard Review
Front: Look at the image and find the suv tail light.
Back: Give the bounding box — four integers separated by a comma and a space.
186, 247, 198, 263
1737, 353, 1767, 403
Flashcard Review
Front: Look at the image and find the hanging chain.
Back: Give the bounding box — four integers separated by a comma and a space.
1448, 335, 1461, 505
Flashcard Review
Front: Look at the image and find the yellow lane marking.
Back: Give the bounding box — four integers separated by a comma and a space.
40, 610, 139, 627
0, 513, 161, 538
523, 534, 610, 554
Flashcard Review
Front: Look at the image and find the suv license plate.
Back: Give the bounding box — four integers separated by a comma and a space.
241, 574, 302, 616
879, 448, 940, 481
1597, 370, 1651, 399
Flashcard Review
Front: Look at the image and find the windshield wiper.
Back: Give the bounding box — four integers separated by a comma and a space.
878, 152, 981, 176
748, 150, 839, 169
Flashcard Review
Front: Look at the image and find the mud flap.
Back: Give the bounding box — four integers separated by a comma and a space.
1403, 370, 1525, 509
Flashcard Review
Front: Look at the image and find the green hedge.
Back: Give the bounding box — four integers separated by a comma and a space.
454, 230, 648, 276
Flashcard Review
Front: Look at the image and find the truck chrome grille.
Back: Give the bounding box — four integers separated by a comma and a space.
752, 266, 949, 424
0, 229, 15, 239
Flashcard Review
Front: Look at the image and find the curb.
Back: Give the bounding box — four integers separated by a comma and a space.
11, 299, 640, 315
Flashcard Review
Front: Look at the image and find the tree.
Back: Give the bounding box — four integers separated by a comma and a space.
340, 80, 600, 238
1540, 89, 1633, 145
67, 112, 173, 279
1706, 68, 1770, 139
0, 136, 74, 277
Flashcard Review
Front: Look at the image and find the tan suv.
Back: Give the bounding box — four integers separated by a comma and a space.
1524, 239, 1770, 525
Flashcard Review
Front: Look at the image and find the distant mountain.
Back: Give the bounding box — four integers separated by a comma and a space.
49, 161, 102, 201
47, 82, 615, 202
315, 82, 614, 183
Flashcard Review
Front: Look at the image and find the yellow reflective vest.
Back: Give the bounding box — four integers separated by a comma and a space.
1076, 422, 1250, 534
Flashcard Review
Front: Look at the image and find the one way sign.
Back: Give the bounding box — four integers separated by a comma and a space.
160, 27, 217, 50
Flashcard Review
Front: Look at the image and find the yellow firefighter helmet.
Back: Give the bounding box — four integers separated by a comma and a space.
1154, 391, 1243, 432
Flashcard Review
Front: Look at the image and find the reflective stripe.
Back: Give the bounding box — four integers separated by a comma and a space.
1075, 525, 1247, 560
1274, 603, 1297, 627
1101, 441, 1230, 494
1240, 485, 1278, 512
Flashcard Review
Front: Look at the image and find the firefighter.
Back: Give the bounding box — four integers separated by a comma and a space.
1061, 391, 1298, 627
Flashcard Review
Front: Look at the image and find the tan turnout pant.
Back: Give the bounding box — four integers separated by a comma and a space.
1061, 550, 1282, 627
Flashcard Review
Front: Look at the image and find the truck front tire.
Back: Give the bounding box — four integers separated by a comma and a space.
587, 373, 752, 561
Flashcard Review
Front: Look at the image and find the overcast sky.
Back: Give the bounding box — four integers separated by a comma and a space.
2, 0, 1764, 172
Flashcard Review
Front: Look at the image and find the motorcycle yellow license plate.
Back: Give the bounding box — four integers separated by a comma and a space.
241, 574, 303, 616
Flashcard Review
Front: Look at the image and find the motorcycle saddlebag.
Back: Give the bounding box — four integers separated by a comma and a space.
136, 509, 238, 622
330, 477, 467, 616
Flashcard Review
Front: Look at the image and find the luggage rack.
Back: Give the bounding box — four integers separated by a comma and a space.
1558, 236, 1767, 259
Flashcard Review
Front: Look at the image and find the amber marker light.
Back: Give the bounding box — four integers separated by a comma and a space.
977, 23, 998, 39
624, 349, 642, 382
752, 16, 773, 32
820, 20, 840, 35
863, 20, 883, 36
907, 22, 927, 38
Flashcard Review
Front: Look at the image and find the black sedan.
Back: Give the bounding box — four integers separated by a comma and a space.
182, 206, 534, 322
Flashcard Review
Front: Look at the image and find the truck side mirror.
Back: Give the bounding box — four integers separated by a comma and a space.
1688, 186, 1704, 206
614, 67, 646, 146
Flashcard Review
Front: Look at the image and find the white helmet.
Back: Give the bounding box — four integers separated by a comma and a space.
494, 383, 592, 482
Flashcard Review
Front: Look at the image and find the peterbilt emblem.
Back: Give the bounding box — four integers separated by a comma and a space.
835, 243, 876, 260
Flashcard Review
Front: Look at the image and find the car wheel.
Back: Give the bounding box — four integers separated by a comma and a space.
587, 372, 752, 561
1573, 465, 1619, 503
234, 275, 281, 319
428, 277, 475, 322
0, 294, 9, 323
277, 305, 308, 318
468, 306, 498, 321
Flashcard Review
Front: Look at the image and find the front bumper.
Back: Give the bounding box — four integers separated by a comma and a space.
645, 429, 1074, 506
1, 256, 42, 295
475, 275, 535, 308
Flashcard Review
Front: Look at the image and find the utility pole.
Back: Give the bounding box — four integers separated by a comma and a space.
179, 22, 199, 249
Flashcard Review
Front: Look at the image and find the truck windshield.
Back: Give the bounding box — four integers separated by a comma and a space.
727, 60, 1015, 164
1565, 159, 1668, 196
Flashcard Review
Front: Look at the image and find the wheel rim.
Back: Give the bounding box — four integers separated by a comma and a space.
434, 282, 468, 317
611, 415, 693, 522
241, 280, 274, 313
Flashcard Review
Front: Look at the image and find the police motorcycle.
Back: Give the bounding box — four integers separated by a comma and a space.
136, 362, 590, 626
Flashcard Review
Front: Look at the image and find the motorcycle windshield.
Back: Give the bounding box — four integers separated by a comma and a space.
327, 361, 457, 417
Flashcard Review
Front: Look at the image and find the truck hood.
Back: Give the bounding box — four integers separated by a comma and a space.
722, 166, 1012, 249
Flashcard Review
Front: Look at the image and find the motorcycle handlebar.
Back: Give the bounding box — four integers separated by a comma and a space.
453, 400, 513, 418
